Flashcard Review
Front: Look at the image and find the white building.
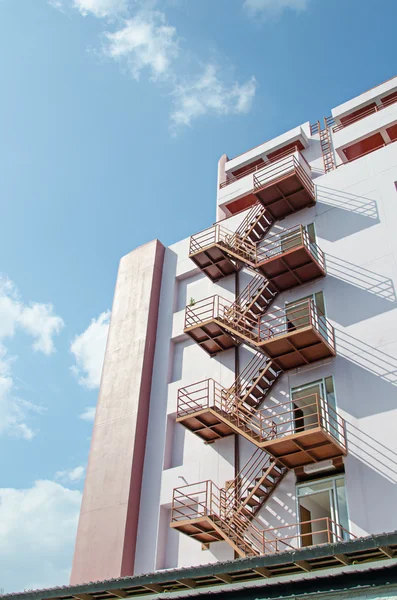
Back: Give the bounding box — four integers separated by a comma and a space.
70, 76, 397, 585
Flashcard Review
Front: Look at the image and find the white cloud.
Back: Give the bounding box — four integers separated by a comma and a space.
0, 277, 63, 440
104, 12, 179, 80
70, 310, 110, 389
55, 465, 86, 484
52, 3, 257, 129
0, 277, 64, 355
0, 480, 82, 593
243, 0, 311, 16
74, 0, 128, 18
171, 65, 257, 129
18, 303, 64, 356
48, 0, 65, 10
79, 405, 96, 421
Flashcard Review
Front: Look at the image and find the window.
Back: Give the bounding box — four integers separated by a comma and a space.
290, 376, 340, 440
296, 475, 349, 547
284, 291, 326, 334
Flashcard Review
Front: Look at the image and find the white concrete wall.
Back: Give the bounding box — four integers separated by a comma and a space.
135, 116, 397, 573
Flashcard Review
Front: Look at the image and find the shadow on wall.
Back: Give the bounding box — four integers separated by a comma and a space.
326, 254, 396, 326
156, 506, 180, 570
345, 421, 397, 485
316, 186, 379, 241
336, 329, 397, 390
345, 455, 397, 536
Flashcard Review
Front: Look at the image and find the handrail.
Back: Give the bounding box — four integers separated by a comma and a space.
184, 296, 335, 353
332, 94, 397, 132
171, 481, 355, 554
220, 146, 309, 189
177, 382, 346, 450
255, 225, 325, 272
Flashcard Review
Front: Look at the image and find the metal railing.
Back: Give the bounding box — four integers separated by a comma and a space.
257, 299, 335, 351
171, 481, 354, 555
177, 381, 346, 451
185, 297, 335, 354
220, 146, 310, 189
261, 517, 355, 553
255, 225, 325, 271
177, 378, 275, 445
332, 94, 397, 132
222, 449, 279, 520
253, 152, 314, 199
184, 295, 234, 329
189, 223, 257, 262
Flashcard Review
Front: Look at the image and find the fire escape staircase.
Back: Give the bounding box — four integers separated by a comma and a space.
171, 157, 349, 556
189, 202, 274, 281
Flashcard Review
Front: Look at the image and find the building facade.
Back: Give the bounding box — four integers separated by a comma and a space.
70, 76, 397, 585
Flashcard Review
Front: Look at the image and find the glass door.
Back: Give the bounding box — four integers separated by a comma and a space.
291, 377, 338, 440
296, 476, 349, 547
285, 291, 327, 339
291, 380, 324, 434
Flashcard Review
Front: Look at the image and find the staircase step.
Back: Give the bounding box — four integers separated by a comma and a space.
247, 486, 268, 497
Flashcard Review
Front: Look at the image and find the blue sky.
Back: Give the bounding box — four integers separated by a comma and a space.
0, 0, 396, 592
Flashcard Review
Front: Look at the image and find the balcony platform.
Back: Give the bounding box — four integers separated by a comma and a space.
177, 408, 235, 443
170, 517, 224, 545
189, 244, 239, 282
258, 326, 336, 370
253, 153, 315, 220
262, 428, 346, 469
256, 227, 326, 291
185, 318, 240, 356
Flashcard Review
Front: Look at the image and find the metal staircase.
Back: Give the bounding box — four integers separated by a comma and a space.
171, 153, 350, 557
234, 203, 274, 245
225, 351, 282, 411
223, 449, 286, 522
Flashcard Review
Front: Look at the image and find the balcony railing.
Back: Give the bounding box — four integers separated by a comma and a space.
261, 517, 354, 553
256, 225, 325, 271
177, 381, 345, 449
185, 297, 335, 353
332, 94, 397, 132
220, 147, 312, 191
184, 296, 233, 329
257, 299, 335, 349
171, 481, 354, 554
189, 223, 257, 261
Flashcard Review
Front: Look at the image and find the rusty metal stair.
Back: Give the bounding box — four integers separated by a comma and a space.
226, 273, 279, 328
225, 351, 282, 412
234, 202, 274, 245
223, 449, 286, 526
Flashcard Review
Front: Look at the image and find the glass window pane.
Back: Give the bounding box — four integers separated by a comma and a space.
306, 223, 316, 243
336, 479, 350, 537
314, 291, 325, 316
297, 479, 333, 497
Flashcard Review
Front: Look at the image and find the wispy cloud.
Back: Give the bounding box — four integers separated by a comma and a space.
74, 0, 128, 18
79, 405, 96, 421
48, 0, 257, 130
243, 0, 311, 16
55, 465, 86, 484
70, 310, 110, 389
0, 277, 63, 440
104, 11, 179, 80
171, 65, 256, 129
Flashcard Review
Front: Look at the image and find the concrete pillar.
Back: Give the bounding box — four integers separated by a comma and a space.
70, 239, 165, 584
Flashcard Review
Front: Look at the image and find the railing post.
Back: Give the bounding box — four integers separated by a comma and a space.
327, 518, 331, 543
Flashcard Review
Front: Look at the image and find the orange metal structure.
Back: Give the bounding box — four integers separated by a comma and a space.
170, 144, 351, 558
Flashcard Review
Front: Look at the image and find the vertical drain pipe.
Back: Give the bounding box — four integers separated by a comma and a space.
234, 269, 240, 481
234, 270, 240, 560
